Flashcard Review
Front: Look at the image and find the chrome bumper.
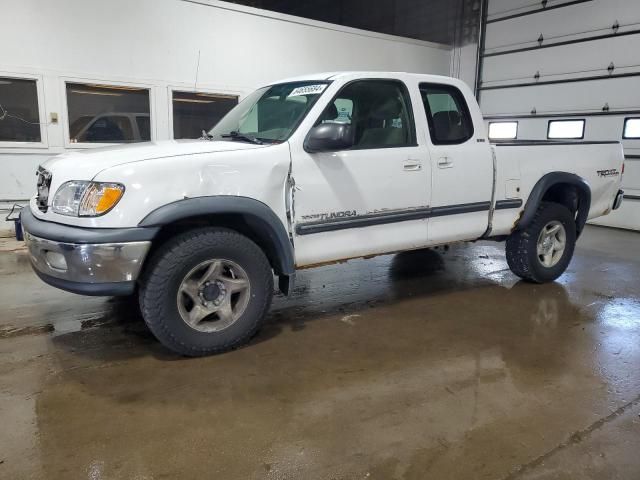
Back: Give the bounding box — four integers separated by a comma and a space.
24, 232, 150, 294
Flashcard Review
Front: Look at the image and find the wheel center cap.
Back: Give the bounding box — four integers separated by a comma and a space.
202, 283, 221, 301
542, 237, 553, 253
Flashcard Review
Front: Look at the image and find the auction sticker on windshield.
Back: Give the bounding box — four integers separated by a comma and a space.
288, 84, 327, 97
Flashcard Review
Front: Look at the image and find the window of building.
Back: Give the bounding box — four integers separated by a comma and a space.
623, 118, 640, 139
488, 121, 518, 140
66, 83, 151, 143
314, 80, 415, 149
547, 120, 585, 140
172, 91, 238, 139
420, 83, 474, 145
0, 77, 41, 143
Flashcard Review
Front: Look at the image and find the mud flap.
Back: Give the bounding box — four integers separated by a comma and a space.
279, 274, 295, 296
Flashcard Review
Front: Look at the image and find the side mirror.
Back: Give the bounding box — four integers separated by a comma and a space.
304, 123, 355, 153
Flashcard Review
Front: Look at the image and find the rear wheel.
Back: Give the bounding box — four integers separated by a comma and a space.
506, 201, 577, 283
139, 228, 273, 356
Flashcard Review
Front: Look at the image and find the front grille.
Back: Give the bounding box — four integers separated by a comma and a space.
36, 166, 52, 213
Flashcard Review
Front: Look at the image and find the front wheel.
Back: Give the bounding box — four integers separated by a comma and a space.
139, 228, 273, 356
506, 201, 577, 283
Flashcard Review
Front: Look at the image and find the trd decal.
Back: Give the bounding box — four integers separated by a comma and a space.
301, 210, 357, 221
597, 169, 620, 177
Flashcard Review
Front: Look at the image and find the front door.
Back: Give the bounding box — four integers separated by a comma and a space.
290, 79, 431, 267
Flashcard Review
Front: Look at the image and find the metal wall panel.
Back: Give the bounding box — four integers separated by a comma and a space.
487, 0, 534, 17
480, 0, 640, 230
487, 0, 588, 20
486, 0, 640, 53
482, 34, 640, 86
480, 77, 640, 115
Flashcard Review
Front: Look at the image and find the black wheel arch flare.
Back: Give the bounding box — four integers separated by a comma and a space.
517, 172, 591, 237
139, 196, 296, 279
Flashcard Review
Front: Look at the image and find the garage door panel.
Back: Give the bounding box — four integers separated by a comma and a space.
482, 34, 640, 84
622, 158, 640, 193
487, 0, 537, 17
480, 77, 640, 115
624, 146, 640, 156
590, 199, 640, 229
482, 0, 640, 230
485, 0, 640, 52
505, 116, 631, 142
487, 0, 589, 20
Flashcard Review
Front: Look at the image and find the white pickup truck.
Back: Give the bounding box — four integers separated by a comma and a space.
22, 72, 625, 356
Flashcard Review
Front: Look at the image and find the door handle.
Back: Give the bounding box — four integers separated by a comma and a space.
403, 159, 422, 171
437, 156, 453, 168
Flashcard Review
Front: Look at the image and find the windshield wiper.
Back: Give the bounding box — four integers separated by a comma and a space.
221, 131, 264, 145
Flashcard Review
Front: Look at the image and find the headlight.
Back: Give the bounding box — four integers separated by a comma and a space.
52, 181, 125, 217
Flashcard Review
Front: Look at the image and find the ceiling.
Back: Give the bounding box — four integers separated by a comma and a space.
224, 0, 481, 46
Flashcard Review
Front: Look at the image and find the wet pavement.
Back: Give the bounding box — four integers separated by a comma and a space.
1, 225, 639, 479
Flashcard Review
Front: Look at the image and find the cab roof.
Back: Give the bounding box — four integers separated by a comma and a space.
269, 71, 461, 86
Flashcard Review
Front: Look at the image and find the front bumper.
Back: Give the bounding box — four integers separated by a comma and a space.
21, 208, 156, 296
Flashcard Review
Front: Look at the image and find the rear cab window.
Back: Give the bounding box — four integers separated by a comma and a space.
419, 83, 474, 145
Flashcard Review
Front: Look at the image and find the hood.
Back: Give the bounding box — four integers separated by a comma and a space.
42, 140, 266, 180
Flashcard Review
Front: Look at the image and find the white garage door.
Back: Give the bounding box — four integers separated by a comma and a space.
478, 0, 640, 230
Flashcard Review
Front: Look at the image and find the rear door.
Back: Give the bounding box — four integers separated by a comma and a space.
290, 78, 431, 267
419, 82, 494, 243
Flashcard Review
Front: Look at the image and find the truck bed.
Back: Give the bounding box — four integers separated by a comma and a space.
489, 140, 625, 237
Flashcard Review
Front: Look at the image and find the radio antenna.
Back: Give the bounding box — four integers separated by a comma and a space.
194, 50, 201, 92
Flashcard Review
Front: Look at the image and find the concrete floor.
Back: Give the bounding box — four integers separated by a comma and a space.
1, 225, 640, 479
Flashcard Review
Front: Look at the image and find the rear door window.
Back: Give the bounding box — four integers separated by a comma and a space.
420, 83, 474, 145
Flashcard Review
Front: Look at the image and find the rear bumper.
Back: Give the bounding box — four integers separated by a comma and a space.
21, 208, 156, 296
613, 189, 624, 210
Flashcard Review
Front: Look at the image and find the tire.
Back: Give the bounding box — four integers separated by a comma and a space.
506, 201, 577, 283
139, 227, 273, 356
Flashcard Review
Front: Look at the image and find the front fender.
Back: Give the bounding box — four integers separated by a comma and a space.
139, 196, 295, 276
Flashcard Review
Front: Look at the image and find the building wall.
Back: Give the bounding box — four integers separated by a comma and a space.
0, 0, 451, 235
478, 0, 640, 230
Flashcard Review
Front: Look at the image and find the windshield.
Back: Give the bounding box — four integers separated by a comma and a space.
208, 81, 330, 143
